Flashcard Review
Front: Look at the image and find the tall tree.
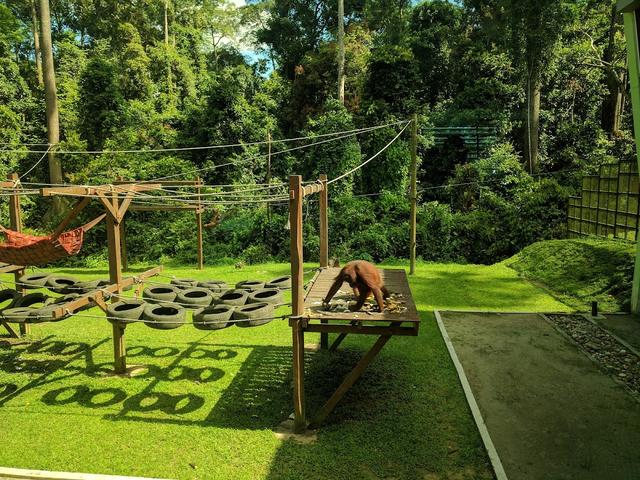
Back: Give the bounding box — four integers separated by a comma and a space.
30, 0, 42, 86
39, 0, 62, 209
337, 0, 345, 104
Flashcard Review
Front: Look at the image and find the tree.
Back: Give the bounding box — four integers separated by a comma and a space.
337, 0, 345, 103
30, 0, 42, 86
39, 0, 63, 210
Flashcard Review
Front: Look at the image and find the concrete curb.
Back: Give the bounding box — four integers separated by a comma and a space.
0, 467, 171, 480
434, 310, 508, 480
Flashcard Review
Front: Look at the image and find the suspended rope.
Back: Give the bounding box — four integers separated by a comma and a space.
327, 122, 411, 185
18, 145, 52, 180
0, 121, 407, 155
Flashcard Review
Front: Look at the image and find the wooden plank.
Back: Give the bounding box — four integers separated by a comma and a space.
302, 183, 324, 197
305, 322, 418, 337
0, 466, 170, 480
319, 174, 329, 268
308, 334, 391, 428
129, 205, 199, 211
289, 175, 306, 433
114, 180, 201, 186
51, 197, 90, 238
0, 264, 25, 274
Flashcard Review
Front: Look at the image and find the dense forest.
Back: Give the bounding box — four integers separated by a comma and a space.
0, 0, 635, 265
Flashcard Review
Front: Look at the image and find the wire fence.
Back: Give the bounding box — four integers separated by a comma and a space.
568, 161, 640, 241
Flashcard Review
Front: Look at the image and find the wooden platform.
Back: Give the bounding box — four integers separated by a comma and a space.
303, 267, 420, 336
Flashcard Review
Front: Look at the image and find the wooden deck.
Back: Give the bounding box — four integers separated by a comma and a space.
304, 267, 420, 324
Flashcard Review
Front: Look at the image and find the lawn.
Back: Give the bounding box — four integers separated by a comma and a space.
0, 262, 569, 479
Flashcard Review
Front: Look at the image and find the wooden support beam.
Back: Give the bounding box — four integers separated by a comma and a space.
308, 334, 391, 429
114, 180, 202, 186
117, 192, 135, 221
1, 320, 19, 339
120, 218, 128, 272
289, 175, 306, 433
319, 174, 329, 268
305, 322, 418, 337
41, 183, 161, 197
51, 197, 90, 238
106, 192, 125, 373
196, 176, 204, 270
409, 113, 418, 276
7, 174, 29, 336
129, 205, 199, 211
328, 321, 358, 351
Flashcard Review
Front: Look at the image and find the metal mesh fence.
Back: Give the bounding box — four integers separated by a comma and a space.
568, 162, 640, 240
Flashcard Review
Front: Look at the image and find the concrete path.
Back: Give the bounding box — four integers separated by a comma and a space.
438, 311, 640, 480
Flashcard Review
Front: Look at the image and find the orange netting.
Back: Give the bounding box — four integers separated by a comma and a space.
0, 228, 85, 266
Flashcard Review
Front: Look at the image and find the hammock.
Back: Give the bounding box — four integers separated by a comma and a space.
0, 214, 106, 266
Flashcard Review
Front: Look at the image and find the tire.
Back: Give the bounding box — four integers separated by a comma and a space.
197, 280, 228, 293
143, 285, 178, 303
0, 289, 20, 310
217, 289, 249, 306
107, 299, 146, 325
2, 307, 34, 323
235, 280, 265, 292
171, 279, 198, 288
248, 289, 284, 305
143, 302, 185, 330
27, 305, 70, 324
176, 288, 214, 307
265, 276, 291, 290
193, 305, 234, 330
18, 273, 50, 290
233, 302, 274, 327
68, 279, 101, 294
13, 292, 50, 308
46, 275, 80, 294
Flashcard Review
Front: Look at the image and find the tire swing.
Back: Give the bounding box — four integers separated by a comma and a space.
265, 276, 291, 290
143, 302, 185, 330
18, 273, 51, 289
0, 289, 20, 310
248, 288, 283, 305
217, 289, 249, 306
176, 288, 214, 307
143, 285, 178, 303
1, 307, 35, 324
27, 304, 70, 323
170, 279, 198, 289
197, 280, 228, 293
107, 299, 146, 325
233, 302, 274, 328
193, 305, 234, 331
46, 275, 79, 294
235, 280, 265, 292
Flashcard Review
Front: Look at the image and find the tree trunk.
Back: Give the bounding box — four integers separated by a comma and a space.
337, 0, 345, 104
31, 0, 43, 86
523, 72, 540, 173
39, 0, 62, 212
601, 4, 624, 135
164, 0, 169, 45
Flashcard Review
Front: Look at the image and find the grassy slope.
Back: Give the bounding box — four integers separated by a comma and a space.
504, 238, 635, 312
0, 262, 567, 480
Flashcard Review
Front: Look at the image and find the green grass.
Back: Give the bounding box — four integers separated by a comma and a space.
504, 238, 635, 312
0, 262, 568, 479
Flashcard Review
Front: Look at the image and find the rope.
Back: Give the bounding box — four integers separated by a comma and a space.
0, 121, 407, 155
327, 123, 410, 185
19, 145, 52, 180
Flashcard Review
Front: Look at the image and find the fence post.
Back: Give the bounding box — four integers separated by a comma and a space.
289, 175, 306, 433
319, 174, 329, 268
409, 113, 418, 275
8, 173, 29, 336
196, 177, 204, 270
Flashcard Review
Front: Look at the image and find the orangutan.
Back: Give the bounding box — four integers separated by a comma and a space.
323, 260, 389, 312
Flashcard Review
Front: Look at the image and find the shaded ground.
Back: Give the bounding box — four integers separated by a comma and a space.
439, 311, 640, 480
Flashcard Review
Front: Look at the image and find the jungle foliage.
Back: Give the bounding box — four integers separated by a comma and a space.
0, 0, 635, 265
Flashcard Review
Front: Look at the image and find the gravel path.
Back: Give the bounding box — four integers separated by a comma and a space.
545, 313, 640, 398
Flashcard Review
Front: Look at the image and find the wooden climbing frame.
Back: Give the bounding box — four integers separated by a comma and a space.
288, 174, 421, 432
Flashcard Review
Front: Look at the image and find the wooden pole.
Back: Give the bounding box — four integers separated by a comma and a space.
105, 192, 126, 374
409, 113, 418, 275
289, 175, 306, 433
120, 218, 128, 272
8, 174, 29, 336
319, 174, 329, 268
266, 131, 272, 221
196, 177, 204, 270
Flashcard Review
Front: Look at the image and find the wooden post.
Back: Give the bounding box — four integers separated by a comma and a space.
266, 131, 272, 221
120, 218, 128, 271
105, 192, 126, 374
8, 174, 29, 336
196, 177, 204, 270
319, 174, 329, 350
289, 175, 306, 433
409, 113, 418, 275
